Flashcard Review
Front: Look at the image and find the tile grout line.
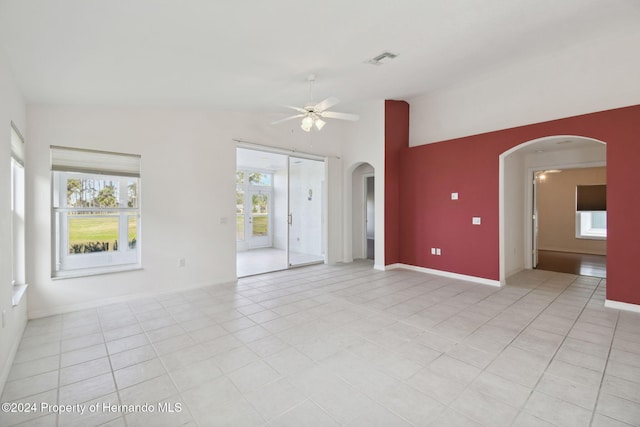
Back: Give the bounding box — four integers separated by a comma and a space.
7, 264, 636, 427
329, 271, 551, 426
98, 307, 129, 427
588, 280, 620, 427
417, 274, 575, 426
134, 298, 200, 427
512, 276, 604, 426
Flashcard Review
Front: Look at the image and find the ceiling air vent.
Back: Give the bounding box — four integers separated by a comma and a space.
367, 52, 398, 66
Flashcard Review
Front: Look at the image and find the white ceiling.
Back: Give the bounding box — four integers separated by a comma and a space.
237, 148, 287, 171
516, 136, 605, 154
1, 0, 638, 112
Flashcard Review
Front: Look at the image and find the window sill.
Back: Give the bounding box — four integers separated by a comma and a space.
52, 264, 142, 280
576, 235, 606, 241
12, 283, 28, 307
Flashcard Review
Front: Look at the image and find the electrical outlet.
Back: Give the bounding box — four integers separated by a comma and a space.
451, 192, 458, 200
431, 248, 436, 255
472, 217, 481, 225
436, 248, 442, 256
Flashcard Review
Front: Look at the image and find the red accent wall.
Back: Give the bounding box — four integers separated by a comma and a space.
384, 100, 409, 265
392, 104, 640, 305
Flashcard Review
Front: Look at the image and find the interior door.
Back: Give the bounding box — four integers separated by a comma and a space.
288, 156, 325, 267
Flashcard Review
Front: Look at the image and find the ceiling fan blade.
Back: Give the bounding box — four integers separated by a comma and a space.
285, 105, 307, 113
271, 114, 305, 125
314, 96, 340, 112
320, 111, 360, 121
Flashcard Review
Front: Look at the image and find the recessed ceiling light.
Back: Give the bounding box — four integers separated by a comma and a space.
367, 52, 398, 66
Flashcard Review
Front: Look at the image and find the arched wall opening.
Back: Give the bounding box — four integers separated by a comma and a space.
499, 136, 607, 283
395, 104, 640, 308
350, 162, 376, 262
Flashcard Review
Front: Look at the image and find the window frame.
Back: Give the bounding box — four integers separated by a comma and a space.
575, 211, 607, 240
10, 122, 27, 306
51, 164, 141, 278
11, 156, 25, 286
236, 168, 273, 246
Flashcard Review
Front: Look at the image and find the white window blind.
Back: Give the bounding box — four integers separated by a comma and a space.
51, 145, 141, 177
11, 122, 25, 164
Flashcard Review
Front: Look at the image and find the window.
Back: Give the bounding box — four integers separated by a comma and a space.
576, 211, 607, 239
576, 184, 606, 240
236, 169, 273, 245
51, 146, 141, 277
11, 123, 26, 302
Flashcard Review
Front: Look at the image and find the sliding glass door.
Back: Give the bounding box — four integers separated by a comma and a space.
288, 156, 325, 267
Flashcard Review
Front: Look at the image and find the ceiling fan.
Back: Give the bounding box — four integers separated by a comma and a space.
272, 74, 359, 132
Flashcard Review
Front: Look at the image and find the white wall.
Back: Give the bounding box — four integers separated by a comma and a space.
0, 50, 28, 395
343, 101, 385, 267
25, 106, 345, 318
409, 24, 640, 146
503, 151, 525, 277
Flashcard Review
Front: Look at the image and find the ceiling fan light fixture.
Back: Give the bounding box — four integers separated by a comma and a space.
314, 118, 326, 130
301, 115, 314, 132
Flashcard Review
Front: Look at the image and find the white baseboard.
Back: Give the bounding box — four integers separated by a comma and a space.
605, 299, 640, 313
383, 263, 501, 287
373, 263, 386, 271
28, 276, 239, 319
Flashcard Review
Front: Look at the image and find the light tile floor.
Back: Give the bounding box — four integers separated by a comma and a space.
2, 261, 640, 426
237, 248, 324, 277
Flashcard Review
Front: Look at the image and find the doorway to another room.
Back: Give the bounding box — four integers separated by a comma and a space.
533, 166, 607, 278
500, 135, 607, 283
351, 163, 375, 263
236, 147, 326, 277
365, 175, 375, 260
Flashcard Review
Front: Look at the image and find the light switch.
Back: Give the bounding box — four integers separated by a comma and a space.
451, 192, 458, 200
436, 248, 441, 255
472, 217, 481, 225
431, 248, 436, 255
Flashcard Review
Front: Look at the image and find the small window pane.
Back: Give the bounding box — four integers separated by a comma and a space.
68, 213, 119, 253
236, 171, 245, 185
252, 193, 269, 237
248, 172, 271, 186
67, 177, 120, 208
591, 211, 606, 229
236, 189, 245, 241
128, 215, 137, 249
127, 181, 138, 208
237, 215, 245, 240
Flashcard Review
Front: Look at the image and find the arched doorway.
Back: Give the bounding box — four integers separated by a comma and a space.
351, 163, 375, 262
499, 135, 607, 284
